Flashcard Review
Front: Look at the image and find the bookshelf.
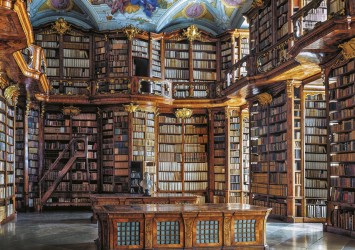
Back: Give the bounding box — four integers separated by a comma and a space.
101, 110, 114, 192
108, 36, 129, 78
35, 33, 60, 77
151, 38, 162, 78
250, 88, 299, 220
0, 90, 15, 223
94, 35, 107, 79
220, 30, 249, 88
132, 38, 149, 77
15, 106, 24, 211
41, 110, 98, 206
303, 90, 327, 221
112, 108, 129, 192
71, 113, 98, 198
226, 108, 250, 204
42, 110, 71, 205
27, 106, 40, 210
62, 31, 91, 78
212, 110, 226, 203
192, 41, 217, 82
326, 58, 355, 237
164, 40, 190, 83
158, 112, 208, 196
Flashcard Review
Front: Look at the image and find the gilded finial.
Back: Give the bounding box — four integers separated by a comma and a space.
52, 18, 71, 35
123, 25, 140, 40
183, 25, 201, 42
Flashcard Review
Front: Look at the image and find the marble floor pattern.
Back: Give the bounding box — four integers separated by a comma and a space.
0, 211, 354, 249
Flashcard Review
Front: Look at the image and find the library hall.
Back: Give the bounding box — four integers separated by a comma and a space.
0, 0, 355, 249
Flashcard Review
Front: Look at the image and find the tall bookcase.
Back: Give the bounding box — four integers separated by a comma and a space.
15, 106, 25, 211
27, 105, 40, 210
41, 109, 98, 206
303, 89, 327, 222
210, 108, 249, 204
158, 111, 208, 197
250, 86, 302, 221
326, 57, 355, 237
0, 89, 16, 223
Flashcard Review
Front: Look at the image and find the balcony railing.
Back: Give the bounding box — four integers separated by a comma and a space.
292, 0, 328, 40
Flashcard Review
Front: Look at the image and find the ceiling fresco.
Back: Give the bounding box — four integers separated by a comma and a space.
29, 0, 252, 35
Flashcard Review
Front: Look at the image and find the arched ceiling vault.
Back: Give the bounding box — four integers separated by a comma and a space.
30, 0, 251, 34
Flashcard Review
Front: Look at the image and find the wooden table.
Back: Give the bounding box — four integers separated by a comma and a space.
90, 193, 202, 222
94, 203, 271, 250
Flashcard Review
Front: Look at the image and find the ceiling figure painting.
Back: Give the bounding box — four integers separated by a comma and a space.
49, 0, 74, 11
91, 0, 160, 17
29, 0, 252, 35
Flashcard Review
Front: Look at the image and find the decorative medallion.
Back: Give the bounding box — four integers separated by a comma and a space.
221, 0, 245, 8
175, 108, 193, 119
51, 18, 71, 35
48, 0, 73, 11
339, 38, 355, 60
183, 25, 201, 42
183, 2, 206, 19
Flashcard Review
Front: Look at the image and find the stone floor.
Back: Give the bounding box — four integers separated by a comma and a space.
0, 211, 354, 249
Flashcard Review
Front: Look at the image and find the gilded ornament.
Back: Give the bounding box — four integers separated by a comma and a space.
4, 85, 20, 104
286, 80, 294, 98
51, 18, 71, 35
183, 25, 201, 42
123, 25, 140, 40
35, 93, 49, 102
0, 73, 9, 89
252, 0, 263, 8
339, 38, 355, 60
224, 217, 231, 245
175, 108, 193, 119
124, 103, 139, 113
145, 220, 152, 247
256, 93, 272, 106
62, 105, 81, 116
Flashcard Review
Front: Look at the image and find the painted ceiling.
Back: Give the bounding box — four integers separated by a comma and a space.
29, 0, 252, 35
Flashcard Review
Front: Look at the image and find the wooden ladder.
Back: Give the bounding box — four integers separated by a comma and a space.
39, 137, 89, 208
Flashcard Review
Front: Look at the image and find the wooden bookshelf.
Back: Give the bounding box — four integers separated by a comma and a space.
192, 41, 217, 82
164, 40, 190, 83
62, 31, 91, 79
27, 105, 40, 210
211, 110, 227, 203
326, 57, 355, 237
108, 36, 129, 78
151, 38, 162, 78
158, 112, 208, 197
94, 35, 107, 79
15, 106, 25, 211
35, 32, 60, 78
0, 90, 16, 223
303, 90, 327, 222
113, 108, 129, 192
